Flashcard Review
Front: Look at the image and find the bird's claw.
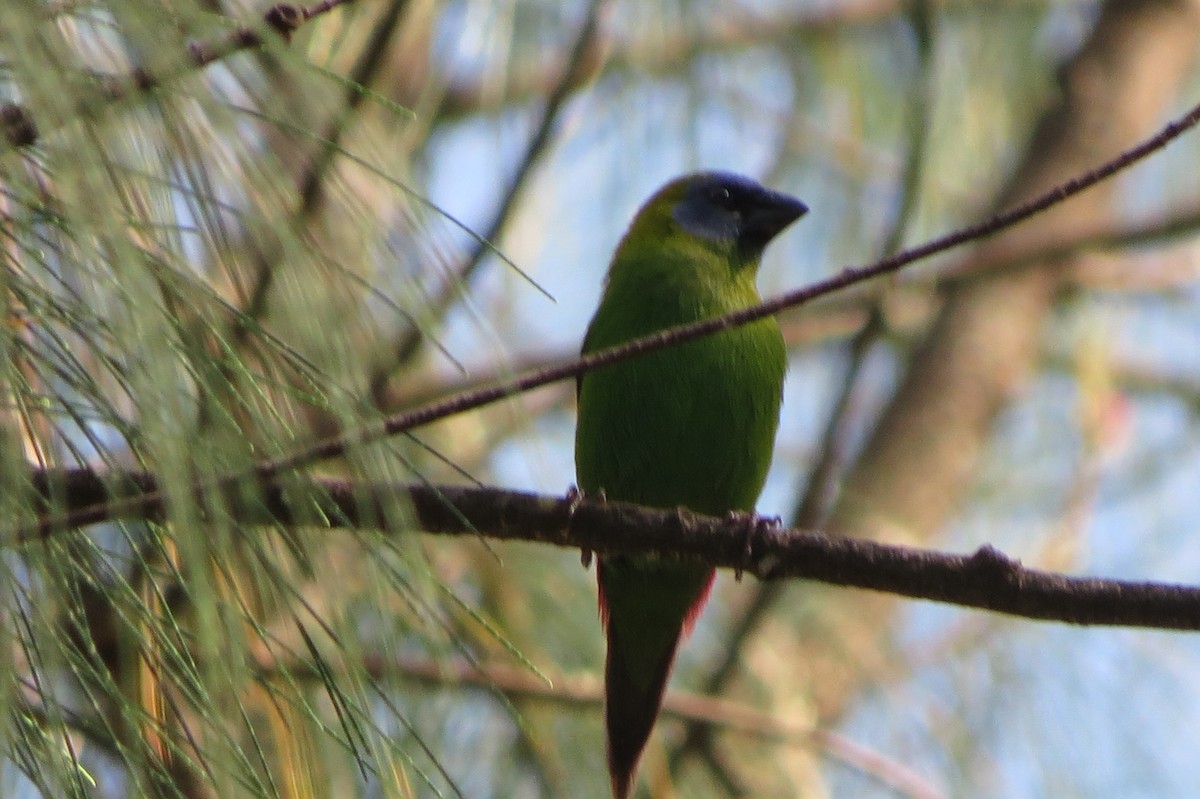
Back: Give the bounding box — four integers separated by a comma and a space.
727, 511, 779, 581
567, 485, 605, 569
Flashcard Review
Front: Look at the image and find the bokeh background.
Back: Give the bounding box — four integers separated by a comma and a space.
3, 0, 1200, 797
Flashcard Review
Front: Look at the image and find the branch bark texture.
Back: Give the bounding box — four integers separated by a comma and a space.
22, 468, 1200, 631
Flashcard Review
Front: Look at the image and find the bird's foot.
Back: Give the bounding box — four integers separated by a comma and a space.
566, 485, 605, 569
726, 511, 781, 581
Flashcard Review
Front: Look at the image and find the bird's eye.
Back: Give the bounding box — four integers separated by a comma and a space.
710, 187, 734, 208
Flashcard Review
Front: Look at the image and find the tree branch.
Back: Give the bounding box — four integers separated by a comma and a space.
19, 468, 1200, 631
262, 653, 943, 799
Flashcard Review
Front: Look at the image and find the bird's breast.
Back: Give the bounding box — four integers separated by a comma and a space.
575, 317, 785, 517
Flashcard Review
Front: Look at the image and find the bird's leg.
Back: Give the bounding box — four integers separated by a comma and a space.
566, 485, 605, 568
725, 510, 781, 581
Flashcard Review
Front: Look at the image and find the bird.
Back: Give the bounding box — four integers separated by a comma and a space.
574, 171, 807, 798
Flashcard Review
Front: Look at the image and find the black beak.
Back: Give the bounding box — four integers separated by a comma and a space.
740, 190, 808, 252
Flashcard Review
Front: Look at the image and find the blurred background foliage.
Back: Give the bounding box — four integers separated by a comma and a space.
2, 0, 1200, 797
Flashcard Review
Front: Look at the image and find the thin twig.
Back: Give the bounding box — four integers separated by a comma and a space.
18, 96, 1200, 539
262, 653, 943, 799
237, 0, 413, 331
373, 0, 613, 388
0, 0, 354, 152
674, 9, 935, 772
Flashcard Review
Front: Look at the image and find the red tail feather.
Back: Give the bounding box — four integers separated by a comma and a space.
603, 619, 680, 799
598, 563, 715, 798
682, 570, 715, 635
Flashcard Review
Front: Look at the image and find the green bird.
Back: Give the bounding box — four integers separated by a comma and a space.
575, 171, 807, 798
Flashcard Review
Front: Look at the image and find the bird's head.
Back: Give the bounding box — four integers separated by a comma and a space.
620, 171, 808, 269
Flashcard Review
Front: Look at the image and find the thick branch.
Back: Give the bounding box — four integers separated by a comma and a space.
20, 468, 1200, 631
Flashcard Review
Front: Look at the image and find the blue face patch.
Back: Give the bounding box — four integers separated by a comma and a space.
671, 171, 808, 255
670, 173, 751, 243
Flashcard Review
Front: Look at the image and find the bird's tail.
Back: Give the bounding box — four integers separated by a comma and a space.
598, 561, 714, 799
